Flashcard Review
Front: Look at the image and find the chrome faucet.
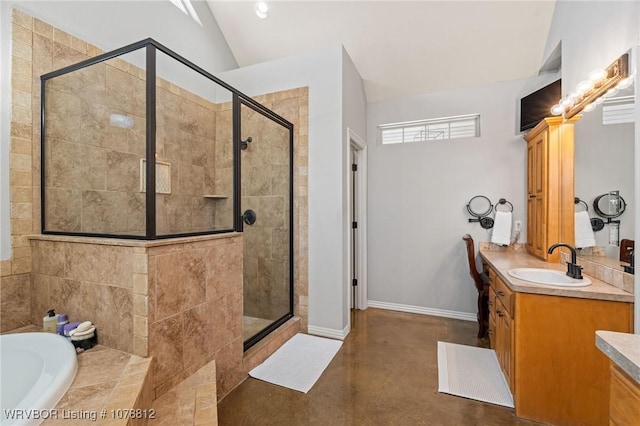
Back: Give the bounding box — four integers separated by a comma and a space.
548, 243, 583, 279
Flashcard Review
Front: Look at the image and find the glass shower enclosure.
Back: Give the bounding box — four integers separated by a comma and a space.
40, 38, 294, 350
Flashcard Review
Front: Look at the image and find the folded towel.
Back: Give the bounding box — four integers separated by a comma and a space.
575, 210, 596, 248
491, 211, 512, 246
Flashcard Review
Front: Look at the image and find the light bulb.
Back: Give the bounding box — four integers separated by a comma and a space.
594, 96, 605, 105
606, 87, 619, 98
589, 69, 606, 83
576, 80, 593, 94
255, 1, 269, 19
617, 76, 634, 90
583, 103, 596, 112
550, 104, 564, 116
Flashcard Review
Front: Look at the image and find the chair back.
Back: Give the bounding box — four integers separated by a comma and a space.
463, 234, 484, 292
620, 239, 635, 263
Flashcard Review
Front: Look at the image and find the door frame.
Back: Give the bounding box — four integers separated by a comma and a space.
347, 128, 368, 310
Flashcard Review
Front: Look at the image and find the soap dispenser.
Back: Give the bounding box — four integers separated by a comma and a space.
43, 309, 58, 333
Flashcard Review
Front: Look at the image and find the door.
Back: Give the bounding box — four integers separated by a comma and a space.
238, 99, 294, 350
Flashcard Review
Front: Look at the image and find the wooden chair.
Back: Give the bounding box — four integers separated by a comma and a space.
462, 234, 490, 338
620, 239, 634, 264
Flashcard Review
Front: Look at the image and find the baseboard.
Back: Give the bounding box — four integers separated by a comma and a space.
367, 300, 477, 322
308, 323, 350, 340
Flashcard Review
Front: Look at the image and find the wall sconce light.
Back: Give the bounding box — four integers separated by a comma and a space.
550, 53, 630, 119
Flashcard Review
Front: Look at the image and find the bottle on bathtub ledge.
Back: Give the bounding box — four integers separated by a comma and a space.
56, 313, 68, 335
43, 309, 58, 333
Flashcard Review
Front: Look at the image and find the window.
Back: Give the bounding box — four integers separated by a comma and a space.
169, 0, 202, 26
602, 96, 635, 125
378, 114, 480, 145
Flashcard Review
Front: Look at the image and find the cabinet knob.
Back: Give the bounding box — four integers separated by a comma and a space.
529, 194, 536, 198
497, 310, 504, 317
497, 291, 505, 296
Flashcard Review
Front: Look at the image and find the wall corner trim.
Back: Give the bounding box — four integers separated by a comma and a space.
308, 323, 350, 340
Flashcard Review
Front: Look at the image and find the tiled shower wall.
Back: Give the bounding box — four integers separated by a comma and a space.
43, 49, 230, 235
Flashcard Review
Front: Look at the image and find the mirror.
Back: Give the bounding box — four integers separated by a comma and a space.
574, 83, 635, 261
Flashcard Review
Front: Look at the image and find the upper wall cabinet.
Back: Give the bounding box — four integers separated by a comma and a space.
524, 117, 578, 261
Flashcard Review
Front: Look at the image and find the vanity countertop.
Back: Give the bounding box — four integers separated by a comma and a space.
596, 330, 640, 384
480, 249, 634, 303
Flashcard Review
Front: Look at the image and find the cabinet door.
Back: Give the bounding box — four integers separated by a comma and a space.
525, 126, 549, 259
526, 141, 536, 254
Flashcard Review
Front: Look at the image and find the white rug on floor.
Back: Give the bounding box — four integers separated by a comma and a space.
249, 333, 342, 393
437, 341, 514, 408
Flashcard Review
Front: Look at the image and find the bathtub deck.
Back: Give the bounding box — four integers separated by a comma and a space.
4, 326, 153, 425
45, 345, 153, 425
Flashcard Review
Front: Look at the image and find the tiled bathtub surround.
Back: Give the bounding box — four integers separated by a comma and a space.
6, 325, 154, 426
30, 238, 137, 352
29, 233, 243, 399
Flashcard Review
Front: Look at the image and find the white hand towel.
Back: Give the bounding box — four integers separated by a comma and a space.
575, 210, 596, 248
491, 211, 512, 246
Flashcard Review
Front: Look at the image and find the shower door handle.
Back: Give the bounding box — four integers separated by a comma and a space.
242, 209, 257, 225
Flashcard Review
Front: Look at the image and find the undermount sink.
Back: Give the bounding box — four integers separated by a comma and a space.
507, 268, 592, 287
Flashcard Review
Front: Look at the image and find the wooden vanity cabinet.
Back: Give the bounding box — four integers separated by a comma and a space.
609, 364, 640, 425
487, 268, 515, 392
524, 117, 577, 261
485, 265, 633, 426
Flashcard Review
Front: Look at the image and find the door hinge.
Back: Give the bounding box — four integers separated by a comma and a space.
351, 163, 357, 171
352, 221, 357, 229
352, 278, 358, 286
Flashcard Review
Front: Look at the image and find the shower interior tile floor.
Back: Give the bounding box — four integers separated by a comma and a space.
243, 316, 274, 341
216, 308, 543, 426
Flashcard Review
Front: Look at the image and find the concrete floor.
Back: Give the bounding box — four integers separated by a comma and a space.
217, 308, 542, 426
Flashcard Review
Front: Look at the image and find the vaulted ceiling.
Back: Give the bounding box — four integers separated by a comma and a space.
206, 1, 557, 103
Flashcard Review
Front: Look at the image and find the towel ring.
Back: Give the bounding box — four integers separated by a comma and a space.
574, 197, 589, 212
494, 198, 513, 213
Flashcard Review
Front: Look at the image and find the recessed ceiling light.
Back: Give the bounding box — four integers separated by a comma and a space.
255, 1, 269, 19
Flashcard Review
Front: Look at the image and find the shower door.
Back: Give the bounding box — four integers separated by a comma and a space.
238, 99, 293, 350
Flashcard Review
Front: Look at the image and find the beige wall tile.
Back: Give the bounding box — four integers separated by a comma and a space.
11, 136, 31, 156
33, 18, 53, 39
132, 273, 148, 295
12, 9, 33, 29
0, 273, 32, 332
0, 260, 13, 277
53, 28, 72, 47
10, 202, 32, 219
10, 153, 31, 171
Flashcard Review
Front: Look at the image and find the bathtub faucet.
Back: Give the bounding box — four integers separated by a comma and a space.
548, 243, 583, 279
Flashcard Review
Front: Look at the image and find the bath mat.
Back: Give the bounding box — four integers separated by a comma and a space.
249, 333, 342, 393
437, 341, 514, 408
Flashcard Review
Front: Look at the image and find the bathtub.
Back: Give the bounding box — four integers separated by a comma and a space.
0, 332, 77, 425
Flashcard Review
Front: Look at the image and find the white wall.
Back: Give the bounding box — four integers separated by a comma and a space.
219, 45, 355, 335
0, 0, 237, 259
341, 48, 368, 328
367, 79, 536, 317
